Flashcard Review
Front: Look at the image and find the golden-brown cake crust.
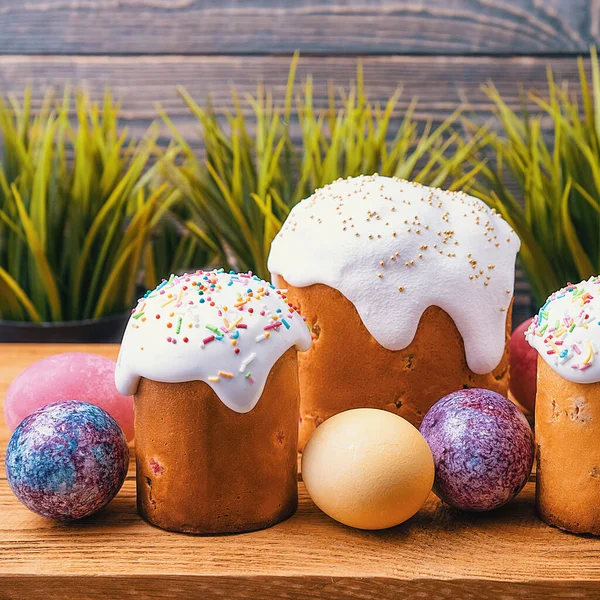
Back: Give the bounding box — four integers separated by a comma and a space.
536, 358, 600, 535
280, 280, 511, 450
134, 348, 300, 534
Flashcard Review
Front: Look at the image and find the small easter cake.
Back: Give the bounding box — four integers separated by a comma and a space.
268, 174, 520, 449
115, 269, 311, 534
527, 276, 600, 534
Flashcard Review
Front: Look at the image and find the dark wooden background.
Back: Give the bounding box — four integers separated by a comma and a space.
2, 0, 596, 324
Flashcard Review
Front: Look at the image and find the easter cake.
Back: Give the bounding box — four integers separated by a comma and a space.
268, 174, 520, 449
527, 276, 600, 534
115, 269, 311, 534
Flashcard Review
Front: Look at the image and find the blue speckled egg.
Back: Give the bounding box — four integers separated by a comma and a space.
419, 388, 534, 511
5, 400, 129, 521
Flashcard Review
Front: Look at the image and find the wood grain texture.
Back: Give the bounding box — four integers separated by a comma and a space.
0, 0, 598, 56
0, 54, 584, 141
4, 578, 600, 600
1, 344, 599, 599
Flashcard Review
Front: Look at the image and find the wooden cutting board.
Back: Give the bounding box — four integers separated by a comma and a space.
0, 344, 598, 599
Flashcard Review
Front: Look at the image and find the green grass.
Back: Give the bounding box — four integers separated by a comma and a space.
159, 55, 480, 280
0, 88, 184, 322
7, 52, 595, 319
450, 49, 600, 305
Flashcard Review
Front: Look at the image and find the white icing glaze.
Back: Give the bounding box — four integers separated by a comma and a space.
114, 270, 312, 412
526, 276, 600, 384
268, 174, 520, 375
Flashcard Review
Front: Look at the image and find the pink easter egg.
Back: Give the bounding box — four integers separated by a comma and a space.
509, 317, 537, 413
4, 353, 134, 441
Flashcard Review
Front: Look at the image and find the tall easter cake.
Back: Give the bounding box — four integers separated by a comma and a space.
527, 276, 600, 534
115, 269, 311, 534
268, 174, 520, 449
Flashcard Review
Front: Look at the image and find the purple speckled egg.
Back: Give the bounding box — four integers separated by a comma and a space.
419, 388, 534, 511
5, 401, 129, 521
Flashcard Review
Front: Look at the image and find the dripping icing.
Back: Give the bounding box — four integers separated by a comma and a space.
527, 276, 600, 384
268, 175, 520, 375
115, 270, 312, 412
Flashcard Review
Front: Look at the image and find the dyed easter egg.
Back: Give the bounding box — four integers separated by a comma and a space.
509, 317, 537, 413
419, 389, 534, 511
5, 401, 129, 521
4, 353, 134, 441
302, 409, 434, 530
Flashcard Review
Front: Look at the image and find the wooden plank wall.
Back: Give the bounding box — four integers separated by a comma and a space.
1, 0, 596, 323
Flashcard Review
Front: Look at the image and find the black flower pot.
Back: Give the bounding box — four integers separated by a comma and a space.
0, 313, 129, 343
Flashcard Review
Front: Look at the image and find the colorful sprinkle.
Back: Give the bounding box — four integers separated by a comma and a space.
122, 269, 311, 407
527, 275, 600, 379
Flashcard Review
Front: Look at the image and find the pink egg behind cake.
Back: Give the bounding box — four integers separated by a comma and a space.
509, 317, 537, 413
4, 352, 134, 441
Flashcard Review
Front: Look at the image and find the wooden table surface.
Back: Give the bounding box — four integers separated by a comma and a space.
0, 345, 599, 599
